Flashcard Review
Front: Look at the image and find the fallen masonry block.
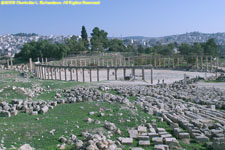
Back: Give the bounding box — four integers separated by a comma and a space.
157, 128, 166, 133
138, 126, 147, 133
150, 128, 156, 133
138, 135, 149, 140
148, 133, 159, 138
120, 138, 133, 144
154, 144, 169, 150
195, 135, 209, 143
161, 134, 172, 139
129, 130, 139, 138
152, 137, 163, 144
178, 133, 190, 139
40, 106, 49, 114
164, 137, 179, 146
139, 140, 150, 146
131, 147, 144, 150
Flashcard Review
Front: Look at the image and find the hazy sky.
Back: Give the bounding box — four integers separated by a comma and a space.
0, 0, 225, 37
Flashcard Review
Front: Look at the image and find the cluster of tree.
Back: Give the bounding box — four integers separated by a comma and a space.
16, 26, 219, 61
178, 39, 218, 57
15, 40, 69, 60
133, 38, 218, 57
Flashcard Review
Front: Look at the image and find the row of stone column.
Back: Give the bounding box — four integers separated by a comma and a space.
35, 66, 154, 84
196, 56, 218, 71
61, 57, 132, 67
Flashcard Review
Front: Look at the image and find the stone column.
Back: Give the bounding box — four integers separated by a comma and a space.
7, 60, 9, 69
37, 57, 40, 62
98, 58, 100, 66
45, 58, 48, 64
10, 58, 13, 68
84, 59, 87, 66
128, 57, 131, 66
132, 68, 135, 79
123, 68, 126, 80
115, 68, 118, 80
89, 69, 92, 82
184, 74, 187, 86
42, 58, 44, 64
177, 57, 180, 67
93, 58, 96, 66
75, 59, 77, 67
59, 68, 62, 80
70, 68, 73, 81
158, 56, 161, 67
82, 68, 85, 82
201, 56, 203, 70
168, 57, 170, 68
29, 58, 32, 72
97, 68, 99, 82
107, 68, 110, 80
107, 59, 109, 67
55, 68, 57, 80
151, 68, 153, 84
196, 56, 199, 69
163, 58, 166, 68
41, 66, 44, 79
51, 67, 53, 80
102, 58, 104, 66
44, 67, 47, 79
111, 59, 113, 66
154, 57, 157, 68
76, 68, 78, 82
80, 59, 82, 66
172, 57, 175, 68
65, 68, 67, 81
142, 68, 145, 80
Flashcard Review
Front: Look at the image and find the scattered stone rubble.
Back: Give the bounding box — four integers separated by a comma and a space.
1, 77, 225, 150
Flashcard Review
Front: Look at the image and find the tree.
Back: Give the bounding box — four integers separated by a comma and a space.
65, 36, 86, 54
81, 26, 89, 50
145, 47, 153, 54
108, 39, 126, 52
203, 38, 218, 56
157, 43, 175, 56
91, 27, 109, 51
137, 45, 145, 53
193, 42, 204, 56
178, 43, 193, 55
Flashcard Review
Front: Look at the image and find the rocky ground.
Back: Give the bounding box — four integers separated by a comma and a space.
0, 70, 225, 150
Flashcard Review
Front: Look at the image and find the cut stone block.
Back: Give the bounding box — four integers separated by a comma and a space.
157, 128, 166, 133
138, 135, 149, 140
161, 134, 172, 139
148, 133, 159, 138
129, 130, 139, 138
150, 128, 156, 133
159, 132, 168, 135
139, 140, 150, 146
131, 148, 144, 150
178, 133, 190, 139
154, 144, 169, 150
195, 135, 209, 143
138, 126, 147, 133
121, 138, 133, 144
152, 137, 163, 144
